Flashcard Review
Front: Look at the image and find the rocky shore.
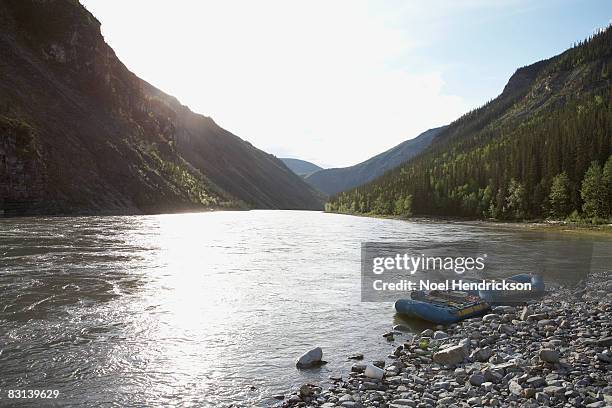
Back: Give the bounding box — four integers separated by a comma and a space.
278, 271, 612, 407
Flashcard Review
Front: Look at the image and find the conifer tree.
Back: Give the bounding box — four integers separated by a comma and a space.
549, 172, 572, 218
581, 161, 606, 219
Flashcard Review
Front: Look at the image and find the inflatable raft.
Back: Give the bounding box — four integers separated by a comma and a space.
395, 290, 490, 324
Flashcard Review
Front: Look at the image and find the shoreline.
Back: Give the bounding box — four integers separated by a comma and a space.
277, 270, 612, 407
327, 211, 612, 237
4, 209, 610, 237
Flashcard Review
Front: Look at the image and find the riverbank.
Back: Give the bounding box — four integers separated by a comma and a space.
327, 211, 612, 237
278, 270, 612, 407
0, 204, 248, 219
465, 220, 612, 238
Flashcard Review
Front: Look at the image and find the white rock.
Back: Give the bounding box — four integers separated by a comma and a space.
509, 380, 522, 395
364, 364, 384, 380
433, 344, 467, 365
296, 347, 323, 368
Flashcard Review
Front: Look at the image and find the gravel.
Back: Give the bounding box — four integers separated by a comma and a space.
278, 271, 612, 407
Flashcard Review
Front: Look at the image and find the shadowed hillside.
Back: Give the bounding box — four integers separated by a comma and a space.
280, 158, 323, 177
0, 0, 322, 215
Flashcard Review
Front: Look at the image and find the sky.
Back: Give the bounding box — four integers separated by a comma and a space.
81, 0, 611, 168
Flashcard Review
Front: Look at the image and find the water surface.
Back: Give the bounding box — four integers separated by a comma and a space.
0, 211, 609, 407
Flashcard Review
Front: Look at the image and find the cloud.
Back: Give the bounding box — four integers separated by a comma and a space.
82, 0, 471, 167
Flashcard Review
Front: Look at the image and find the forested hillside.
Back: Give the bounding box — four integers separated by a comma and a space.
327, 27, 612, 222
305, 127, 443, 196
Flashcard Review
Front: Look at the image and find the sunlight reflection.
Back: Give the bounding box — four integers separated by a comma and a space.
2, 211, 601, 406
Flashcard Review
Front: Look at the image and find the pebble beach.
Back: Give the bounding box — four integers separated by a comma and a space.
278, 271, 612, 408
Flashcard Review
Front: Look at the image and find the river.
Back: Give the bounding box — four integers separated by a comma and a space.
0, 210, 609, 407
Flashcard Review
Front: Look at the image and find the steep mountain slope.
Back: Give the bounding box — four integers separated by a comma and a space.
280, 158, 323, 177
306, 127, 444, 195
0, 0, 322, 215
328, 28, 611, 219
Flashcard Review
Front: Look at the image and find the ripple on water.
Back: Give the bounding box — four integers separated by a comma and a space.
0, 211, 608, 407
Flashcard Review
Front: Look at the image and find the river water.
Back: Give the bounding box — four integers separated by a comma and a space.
0, 211, 609, 407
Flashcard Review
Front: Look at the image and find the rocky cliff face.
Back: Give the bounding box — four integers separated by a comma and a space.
0, 117, 45, 214
0, 0, 322, 215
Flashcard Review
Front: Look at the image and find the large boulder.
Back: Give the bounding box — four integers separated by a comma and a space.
296, 347, 323, 368
433, 344, 467, 365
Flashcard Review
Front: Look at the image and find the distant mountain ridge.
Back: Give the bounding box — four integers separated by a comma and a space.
304, 127, 445, 195
280, 158, 323, 177
0, 0, 322, 215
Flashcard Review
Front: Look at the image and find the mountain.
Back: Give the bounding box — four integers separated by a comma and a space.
280, 158, 323, 177
328, 28, 611, 220
0, 0, 322, 216
305, 127, 444, 195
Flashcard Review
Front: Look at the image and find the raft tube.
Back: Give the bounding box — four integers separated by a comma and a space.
394, 293, 490, 325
